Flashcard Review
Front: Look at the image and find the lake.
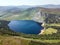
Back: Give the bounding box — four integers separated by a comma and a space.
8, 20, 44, 34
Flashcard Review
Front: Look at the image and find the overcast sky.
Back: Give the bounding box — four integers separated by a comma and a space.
0, 0, 60, 6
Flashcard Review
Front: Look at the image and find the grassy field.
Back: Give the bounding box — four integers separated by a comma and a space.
42, 28, 57, 34
46, 23, 60, 26
0, 35, 60, 45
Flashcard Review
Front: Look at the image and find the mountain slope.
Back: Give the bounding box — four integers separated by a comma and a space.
0, 5, 60, 22
0, 7, 43, 21
40, 4, 60, 8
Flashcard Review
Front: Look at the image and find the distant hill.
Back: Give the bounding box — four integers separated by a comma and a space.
0, 5, 60, 21
0, 5, 32, 16
0, 7, 42, 21
39, 4, 60, 8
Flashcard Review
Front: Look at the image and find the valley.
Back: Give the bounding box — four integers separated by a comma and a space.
0, 5, 60, 45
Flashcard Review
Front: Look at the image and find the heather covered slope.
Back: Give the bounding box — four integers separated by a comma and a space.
0, 35, 60, 45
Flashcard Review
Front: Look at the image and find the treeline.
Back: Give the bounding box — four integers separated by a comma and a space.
0, 27, 20, 36
18, 32, 60, 40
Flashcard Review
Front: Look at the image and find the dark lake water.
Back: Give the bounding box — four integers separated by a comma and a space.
8, 20, 44, 34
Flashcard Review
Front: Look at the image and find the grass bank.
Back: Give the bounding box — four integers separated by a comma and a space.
0, 35, 60, 45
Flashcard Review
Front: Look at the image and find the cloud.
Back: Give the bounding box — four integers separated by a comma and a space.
0, 0, 60, 6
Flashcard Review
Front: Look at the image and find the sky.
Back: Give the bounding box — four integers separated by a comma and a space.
0, 0, 60, 6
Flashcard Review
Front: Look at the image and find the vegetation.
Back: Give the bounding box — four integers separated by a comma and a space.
45, 14, 60, 23
42, 28, 57, 34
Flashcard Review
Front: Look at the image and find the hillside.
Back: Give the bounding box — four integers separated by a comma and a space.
0, 5, 60, 21
0, 7, 44, 22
